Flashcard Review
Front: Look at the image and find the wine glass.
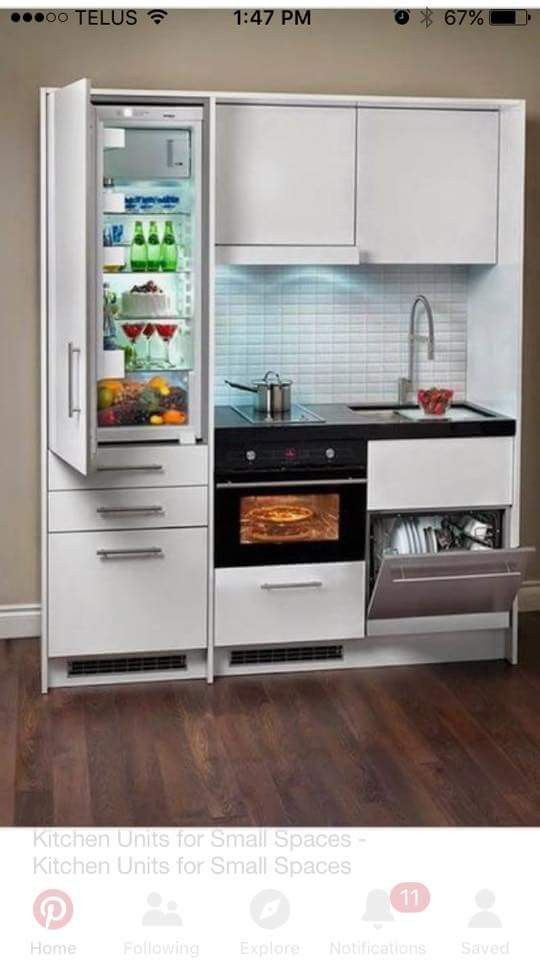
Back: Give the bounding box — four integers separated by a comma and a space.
142, 323, 155, 369
155, 323, 178, 368
121, 322, 144, 369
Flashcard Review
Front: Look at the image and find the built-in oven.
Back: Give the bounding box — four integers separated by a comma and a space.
215, 436, 367, 568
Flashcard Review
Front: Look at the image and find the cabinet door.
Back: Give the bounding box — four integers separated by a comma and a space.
216, 105, 356, 246
357, 108, 499, 263
49, 527, 207, 656
48, 78, 96, 474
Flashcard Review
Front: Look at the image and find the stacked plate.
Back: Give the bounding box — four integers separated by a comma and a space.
387, 517, 438, 555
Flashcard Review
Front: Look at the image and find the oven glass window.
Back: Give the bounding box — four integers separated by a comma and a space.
240, 494, 340, 545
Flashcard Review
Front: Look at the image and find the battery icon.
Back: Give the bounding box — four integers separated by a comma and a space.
489, 9, 531, 24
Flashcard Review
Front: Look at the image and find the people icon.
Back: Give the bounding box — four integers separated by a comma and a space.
142, 892, 182, 926
468, 890, 502, 928
362, 889, 395, 928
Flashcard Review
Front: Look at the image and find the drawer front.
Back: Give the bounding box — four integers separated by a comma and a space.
49, 528, 208, 657
215, 561, 365, 648
368, 437, 513, 511
49, 487, 207, 533
49, 444, 208, 491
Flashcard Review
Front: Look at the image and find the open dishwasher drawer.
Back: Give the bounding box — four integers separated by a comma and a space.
367, 509, 534, 636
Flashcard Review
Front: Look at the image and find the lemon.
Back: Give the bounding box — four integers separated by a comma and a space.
150, 415, 164, 426
98, 386, 114, 410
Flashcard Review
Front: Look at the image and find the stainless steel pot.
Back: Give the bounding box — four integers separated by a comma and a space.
225, 371, 293, 415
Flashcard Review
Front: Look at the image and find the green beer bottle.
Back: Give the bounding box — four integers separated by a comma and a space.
147, 220, 161, 271
160, 220, 178, 272
130, 221, 147, 271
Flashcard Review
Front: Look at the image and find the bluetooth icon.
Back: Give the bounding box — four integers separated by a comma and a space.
421, 6, 434, 28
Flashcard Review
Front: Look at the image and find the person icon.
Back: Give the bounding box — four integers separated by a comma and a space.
362, 889, 394, 928
163, 901, 182, 926
142, 893, 182, 926
468, 889, 502, 928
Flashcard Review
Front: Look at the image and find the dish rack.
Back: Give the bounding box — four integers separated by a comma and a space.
369, 508, 504, 591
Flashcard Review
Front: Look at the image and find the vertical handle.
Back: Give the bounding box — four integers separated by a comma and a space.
68, 342, 81, 417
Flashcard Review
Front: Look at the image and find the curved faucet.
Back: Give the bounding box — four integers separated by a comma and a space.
398, 294, 435, 404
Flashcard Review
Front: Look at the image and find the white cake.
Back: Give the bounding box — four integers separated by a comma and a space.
121, 291, 172, 318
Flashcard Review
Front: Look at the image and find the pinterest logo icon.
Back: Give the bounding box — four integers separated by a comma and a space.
33, 890, 74, 930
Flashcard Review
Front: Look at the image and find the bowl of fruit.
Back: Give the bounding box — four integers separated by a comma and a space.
417, 387, 454, 418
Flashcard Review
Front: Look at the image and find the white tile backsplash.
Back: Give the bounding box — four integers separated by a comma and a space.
215, 265, 468, 406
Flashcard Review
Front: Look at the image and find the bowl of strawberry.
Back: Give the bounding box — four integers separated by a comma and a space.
417, 387, 454, 418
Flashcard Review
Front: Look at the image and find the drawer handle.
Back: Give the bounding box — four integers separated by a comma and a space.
96, 464, 164, 473
260, 580, 323, 591
96, 506, 164, 516
392, 570, 521, 585
96, 548, 164, 560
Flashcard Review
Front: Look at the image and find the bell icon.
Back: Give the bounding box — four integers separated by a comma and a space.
362, 889, 395, 928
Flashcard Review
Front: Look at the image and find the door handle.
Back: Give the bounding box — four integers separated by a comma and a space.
260, 580, 323, 591
96, 506, 164, 516
96, 547, 164, 560
392, 571, 522, 585
96, 464, 164, 473
67, 342, 81, 418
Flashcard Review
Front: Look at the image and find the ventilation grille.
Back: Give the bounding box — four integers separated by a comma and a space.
230, 644, 344, 667
67, 653, 188, 678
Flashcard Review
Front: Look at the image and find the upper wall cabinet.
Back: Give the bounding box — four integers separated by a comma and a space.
216, 104, 357, 263
356, 108, 499, 264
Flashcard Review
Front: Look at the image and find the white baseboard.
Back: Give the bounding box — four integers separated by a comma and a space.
518, 580, 540, 613
0, 603, 41, 640
0, 583, 539, 644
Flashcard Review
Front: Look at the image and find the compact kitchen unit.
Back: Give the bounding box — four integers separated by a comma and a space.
41, 80, 530, 689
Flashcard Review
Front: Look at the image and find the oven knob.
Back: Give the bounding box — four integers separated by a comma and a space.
245, 449, 257, 462
325, 447, 336, 460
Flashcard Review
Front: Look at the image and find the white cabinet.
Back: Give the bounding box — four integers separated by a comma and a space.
356, 108, 499, 264
216, 104, 357, 257
49, 527, 207, 657
215, 562, 365, 648
368, 437, 513, 511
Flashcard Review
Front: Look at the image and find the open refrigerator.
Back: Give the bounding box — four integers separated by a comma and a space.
46, 81, 207, 477
96, 104, 203, 442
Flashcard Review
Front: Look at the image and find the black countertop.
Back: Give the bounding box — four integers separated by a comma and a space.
215, 402, 516, 441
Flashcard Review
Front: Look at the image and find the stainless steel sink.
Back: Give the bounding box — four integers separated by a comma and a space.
348, 404, 494, 423
348, 407, 405, 421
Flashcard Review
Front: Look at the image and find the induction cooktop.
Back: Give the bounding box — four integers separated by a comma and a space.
232, 404, 325, 425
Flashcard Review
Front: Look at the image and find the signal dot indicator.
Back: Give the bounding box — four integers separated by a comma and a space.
23, 11, 32, 21
11, 11, 20, 20
35, 11, 44, 20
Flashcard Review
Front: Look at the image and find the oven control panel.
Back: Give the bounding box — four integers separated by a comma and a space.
216, 439, 367, 475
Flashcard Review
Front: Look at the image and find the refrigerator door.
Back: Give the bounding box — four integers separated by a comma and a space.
48, 78, 96, 475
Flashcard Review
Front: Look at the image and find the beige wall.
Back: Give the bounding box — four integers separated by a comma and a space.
1, 10, 539, 605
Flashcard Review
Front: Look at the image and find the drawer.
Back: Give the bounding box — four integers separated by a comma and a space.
48, 528, 208, 657
215, 561, 365, 648
49, 487, 207, 532
368, 437, 513, 511
48, 444, 208, 491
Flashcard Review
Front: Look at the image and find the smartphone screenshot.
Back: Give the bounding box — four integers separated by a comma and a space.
0, 1, 538, 955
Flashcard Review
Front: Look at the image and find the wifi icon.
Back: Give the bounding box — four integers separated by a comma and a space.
147, 9, 168, 25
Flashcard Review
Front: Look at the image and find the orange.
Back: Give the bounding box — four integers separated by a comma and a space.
99, 378, 123, 397
148, 376, 168, 390
163, 410, 187, 425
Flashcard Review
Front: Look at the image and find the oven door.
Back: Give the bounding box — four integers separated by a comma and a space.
215, 478, 366, 568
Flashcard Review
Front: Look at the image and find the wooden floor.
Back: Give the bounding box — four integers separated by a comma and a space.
1, 616, 540, 827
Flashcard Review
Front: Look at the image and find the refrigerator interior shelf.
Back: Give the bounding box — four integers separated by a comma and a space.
103, 210, 190, 218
